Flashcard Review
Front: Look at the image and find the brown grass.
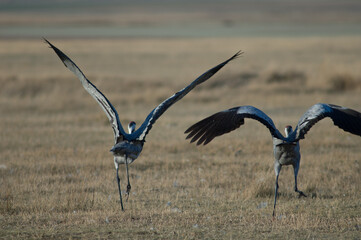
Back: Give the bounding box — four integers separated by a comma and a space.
0, 37, 361, 239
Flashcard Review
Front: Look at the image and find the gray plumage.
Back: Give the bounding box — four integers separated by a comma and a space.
46, 38, 241, 211
185, 103, 361, 216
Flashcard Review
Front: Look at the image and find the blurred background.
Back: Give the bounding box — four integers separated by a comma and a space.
1, 0, 361, 38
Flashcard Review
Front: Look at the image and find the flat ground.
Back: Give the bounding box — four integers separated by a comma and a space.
0, 1, 361, 239
0, 37, 360, 239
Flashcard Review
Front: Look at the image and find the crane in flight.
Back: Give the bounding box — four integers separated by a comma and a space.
45, 39, 240, 210
185, 103, 361, 216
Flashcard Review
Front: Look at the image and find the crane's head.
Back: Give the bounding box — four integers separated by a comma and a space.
284, 125, 293, 137
128, 121, 136, 134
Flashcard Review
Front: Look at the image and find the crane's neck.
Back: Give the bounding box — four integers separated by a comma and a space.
284, 125, 293, 137
128, 121, 136, 134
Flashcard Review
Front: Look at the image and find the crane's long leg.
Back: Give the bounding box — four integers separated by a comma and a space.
125, 154, 131, 202
116, 167, 125, 211
293, 164, 307, 198
273, 163, 281, 217
273, 174, 280, 217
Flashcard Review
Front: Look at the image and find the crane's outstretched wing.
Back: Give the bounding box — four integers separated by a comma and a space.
45, 39, 127, 143
293, 103, 361, 141
132, 51, 242, 141
185, 105, 286, 145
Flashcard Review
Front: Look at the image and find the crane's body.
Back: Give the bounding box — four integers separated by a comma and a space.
46, 38, 240, 211
111, 141, 143, 163
185, 104, 361, 216
273, 139, 300, 166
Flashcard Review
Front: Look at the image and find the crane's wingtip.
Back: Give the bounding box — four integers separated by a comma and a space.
203, 138, 212, 145
225, 50, 243, 63
196, 140, 203, 146
43, 37, 54, 48
184, 128, 192, 134
190, 137, 197, 144
43, 39, 69, 67
196, 138, 208, 146
233, 50, 244, 59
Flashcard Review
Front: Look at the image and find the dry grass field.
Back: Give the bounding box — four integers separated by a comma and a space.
0, 37, 360, 239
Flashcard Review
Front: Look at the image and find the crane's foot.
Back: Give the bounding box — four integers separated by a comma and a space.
296, 190, 307, 198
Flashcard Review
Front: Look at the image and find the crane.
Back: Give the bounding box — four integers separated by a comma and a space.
185, 103, 361, 216
45, 39, 241, 210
